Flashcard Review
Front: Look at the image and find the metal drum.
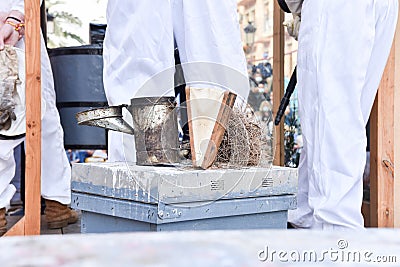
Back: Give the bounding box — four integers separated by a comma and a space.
49, 45, 107, 149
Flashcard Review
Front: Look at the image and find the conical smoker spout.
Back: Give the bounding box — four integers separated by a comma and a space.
76, 106, 135, 135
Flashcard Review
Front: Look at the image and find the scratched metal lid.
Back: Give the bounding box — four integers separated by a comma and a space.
130, 96, 176, 107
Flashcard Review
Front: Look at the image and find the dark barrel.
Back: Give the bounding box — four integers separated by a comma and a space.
48, 45, 108, 149
89, 23, 107, 45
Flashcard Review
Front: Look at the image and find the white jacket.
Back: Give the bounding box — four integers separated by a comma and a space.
1, 0, 44, 14
0, 0, 24, 14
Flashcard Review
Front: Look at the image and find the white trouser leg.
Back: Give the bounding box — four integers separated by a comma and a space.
0, 36, 71, 207
294, 0, 397, 229
39, 103, 71, 205
38, 37, 72, 205
0, 138, 22, 209
103, 0, 175, 105
107, 132, 121, 162
107, 109, 136, 162
104, 0, 175, 161
360, 0, 398, 123
288, 144, 314, 228
172, 0, 249, 101
0, 102, 71, 207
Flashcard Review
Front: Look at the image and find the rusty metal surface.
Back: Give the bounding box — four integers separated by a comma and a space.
76, 97, 180, 166
129, 97, 179, 165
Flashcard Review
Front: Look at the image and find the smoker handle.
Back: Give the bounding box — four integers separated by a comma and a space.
274, 66, 297, 126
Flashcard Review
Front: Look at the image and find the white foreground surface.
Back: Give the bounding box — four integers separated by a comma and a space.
1, 229, 399, 266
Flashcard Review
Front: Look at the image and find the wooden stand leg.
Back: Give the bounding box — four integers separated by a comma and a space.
4, 0, 42, 237
370, 7, 400, 228
272, 1, 285, 166
394, 10, 400, 228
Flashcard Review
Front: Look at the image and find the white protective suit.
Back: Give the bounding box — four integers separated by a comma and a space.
0, 0, 71, 209
288, 0, 398, 229
103, 0, 249, 162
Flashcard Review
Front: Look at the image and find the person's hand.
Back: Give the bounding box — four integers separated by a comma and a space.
0, 11, 25, 50
283, 13, 301, 40
0, 22, 21, 49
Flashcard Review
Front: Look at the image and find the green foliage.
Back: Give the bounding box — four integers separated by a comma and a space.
45, 0, 85, 48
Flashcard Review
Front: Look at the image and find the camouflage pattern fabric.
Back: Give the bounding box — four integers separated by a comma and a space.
0, 45, 20, 130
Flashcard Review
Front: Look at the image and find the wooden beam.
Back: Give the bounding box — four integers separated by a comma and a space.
272, 1, 285, 166
24, 0, 42, 236
4, 217, 25, 237
370, 40, 395, 228
5, 0, 42, 238
394, 9, 400, 228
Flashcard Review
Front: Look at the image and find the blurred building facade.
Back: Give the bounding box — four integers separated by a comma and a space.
238, 0, 302, 168
237, 0, 297, 76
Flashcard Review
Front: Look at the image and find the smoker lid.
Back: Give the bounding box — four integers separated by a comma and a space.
130, 96, 176, 107
48, 45, 103, 57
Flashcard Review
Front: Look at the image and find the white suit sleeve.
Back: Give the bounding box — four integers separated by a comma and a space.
10, 0, 24, 14
286, 0, 303, 14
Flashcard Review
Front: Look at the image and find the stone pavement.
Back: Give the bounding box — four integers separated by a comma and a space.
5, 211, 81, 235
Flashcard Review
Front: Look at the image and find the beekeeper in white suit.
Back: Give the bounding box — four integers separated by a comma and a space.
0, 0, 77, 235
103, 0, 250, 162
285, 0, 398, 229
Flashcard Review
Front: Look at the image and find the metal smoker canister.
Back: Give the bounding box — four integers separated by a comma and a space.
129, 97, 180, 166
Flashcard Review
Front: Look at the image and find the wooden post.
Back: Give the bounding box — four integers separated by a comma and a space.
24, 0, 42, 236
394, 11, 400, 228
370, 48, 394, 228
272, 1, 285, 166
6, 0, 42, 236
369, 14, 400, 227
